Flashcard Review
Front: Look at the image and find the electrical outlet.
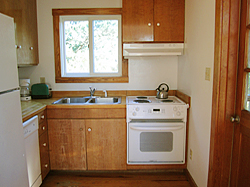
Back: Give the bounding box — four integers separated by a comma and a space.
205, 67, 211, 81
190, 149, 193, 160
40, 77, 45, 83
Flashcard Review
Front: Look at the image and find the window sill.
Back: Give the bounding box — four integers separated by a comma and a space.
55, 76, 129, 83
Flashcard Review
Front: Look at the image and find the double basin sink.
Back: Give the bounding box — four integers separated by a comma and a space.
52, 96, 121, 105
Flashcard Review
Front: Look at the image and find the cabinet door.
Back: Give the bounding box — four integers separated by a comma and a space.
154, 0, 185, 42
23, 0, 39, 65
123, 0, 154, 42
48, 119, 86, 170
0, 0, 39, 65
86, 119, 126, 170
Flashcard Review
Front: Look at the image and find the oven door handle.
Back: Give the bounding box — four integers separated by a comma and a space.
129, 125, 184, 131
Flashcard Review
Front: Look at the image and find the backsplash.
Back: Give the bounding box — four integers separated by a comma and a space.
18, 56, 179, 91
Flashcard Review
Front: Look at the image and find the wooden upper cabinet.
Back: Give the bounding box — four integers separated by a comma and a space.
154, 0, 185, 42
0, 0, 39, 66
122, 0, 185, 43
122, 0, 154, 42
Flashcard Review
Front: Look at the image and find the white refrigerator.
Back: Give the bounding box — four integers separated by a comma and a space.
0, 13, 29, 187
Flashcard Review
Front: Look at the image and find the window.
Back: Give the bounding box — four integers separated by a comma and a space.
52, 9, 128, 83
60, 15, 121, 77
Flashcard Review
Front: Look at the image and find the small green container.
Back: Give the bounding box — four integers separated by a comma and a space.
31, 83, 52, 99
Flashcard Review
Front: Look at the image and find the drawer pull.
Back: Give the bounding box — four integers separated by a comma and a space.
41, 115, 45, 119
42, 126, 46, 130
43, 143, 47, 147
79, 128, 83, 131
44, 164, 48, 168
88, 128, 92, 132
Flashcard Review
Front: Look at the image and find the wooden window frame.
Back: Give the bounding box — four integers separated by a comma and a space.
52, 8, 128, 83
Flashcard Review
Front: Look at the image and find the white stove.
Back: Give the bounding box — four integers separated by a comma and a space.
126, 96, 185, 105
126, 96, 189, 122
126, 96, 189, 165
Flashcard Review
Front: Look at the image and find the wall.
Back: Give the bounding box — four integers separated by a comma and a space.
18, 0, 178, 91
178, 0, 215, 186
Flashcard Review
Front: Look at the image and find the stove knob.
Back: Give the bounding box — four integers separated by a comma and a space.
173, 107, 177, 111
132, 112, 137, 116
135, 107, 140, 111
176, 111, 181, 116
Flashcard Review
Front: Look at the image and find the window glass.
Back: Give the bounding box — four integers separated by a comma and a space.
60, 15, 121, 77
64, 21, 89, 73
245, 73, 250, 111
247, 30, 250, 68
93, 20, 118, 73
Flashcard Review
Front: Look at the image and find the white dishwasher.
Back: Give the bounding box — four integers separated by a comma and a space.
23, 115, 42, 187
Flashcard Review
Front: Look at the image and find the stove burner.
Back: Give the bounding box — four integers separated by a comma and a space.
161, 99, 174, 103
136, 96, 148, 99
133, 99, 151, 103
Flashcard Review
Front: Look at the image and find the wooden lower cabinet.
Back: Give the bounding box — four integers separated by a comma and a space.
86, 119, 126, 170
48, 119, 87, 170
47, 118, 126, 171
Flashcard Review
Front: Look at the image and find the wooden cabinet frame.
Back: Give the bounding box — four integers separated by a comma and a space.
52, 8, 128, 83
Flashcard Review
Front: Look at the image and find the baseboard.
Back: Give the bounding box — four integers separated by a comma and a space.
185, 169, 198, 187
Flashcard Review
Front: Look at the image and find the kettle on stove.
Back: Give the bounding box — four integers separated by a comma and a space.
156, 83, 169, 99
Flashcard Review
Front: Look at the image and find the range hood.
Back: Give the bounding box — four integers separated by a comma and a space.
123, 43, 184, 58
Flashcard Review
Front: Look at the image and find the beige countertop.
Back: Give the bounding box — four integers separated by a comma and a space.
21, 98, 58, 122
21, 96, 126, 122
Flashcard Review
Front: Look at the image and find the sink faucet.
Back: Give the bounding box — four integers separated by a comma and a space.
103, 90, 107, 97
89, 86, 96, 97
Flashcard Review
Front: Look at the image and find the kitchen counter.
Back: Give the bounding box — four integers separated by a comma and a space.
21, 100, 49, 122
21, 98, 59, 122
21, 97, 126, 122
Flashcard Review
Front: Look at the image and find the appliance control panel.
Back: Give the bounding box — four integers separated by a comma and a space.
23, 115, 38, 138
127, 104, 188, 122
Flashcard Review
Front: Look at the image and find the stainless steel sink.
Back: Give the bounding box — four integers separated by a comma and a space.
52, 97, 91, 104
52, 96, 121, 105
88, 97, 120, 104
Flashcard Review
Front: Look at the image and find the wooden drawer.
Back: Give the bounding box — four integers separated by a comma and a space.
38, 110, 46, 124
39, 120, 48, 136
47, 108, 126, 119
39, 131, 50, 180
40, 152, 50, 180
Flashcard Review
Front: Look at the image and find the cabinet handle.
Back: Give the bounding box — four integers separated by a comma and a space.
157, 23, 160, 27
43, 143, 47, 147
44, 164, 48, 168
15, 45, 22, 49
42, 126, 46, 130
88, 128, 92, 132
41, 115, 45, 119
29, 47, 33, 50
148, 23, 152, 27
79, 128, 83, 131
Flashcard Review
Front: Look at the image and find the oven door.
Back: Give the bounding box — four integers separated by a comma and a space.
128, 121, 185, 164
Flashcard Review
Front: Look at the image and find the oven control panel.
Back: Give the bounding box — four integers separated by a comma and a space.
127, 105, 188, 121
